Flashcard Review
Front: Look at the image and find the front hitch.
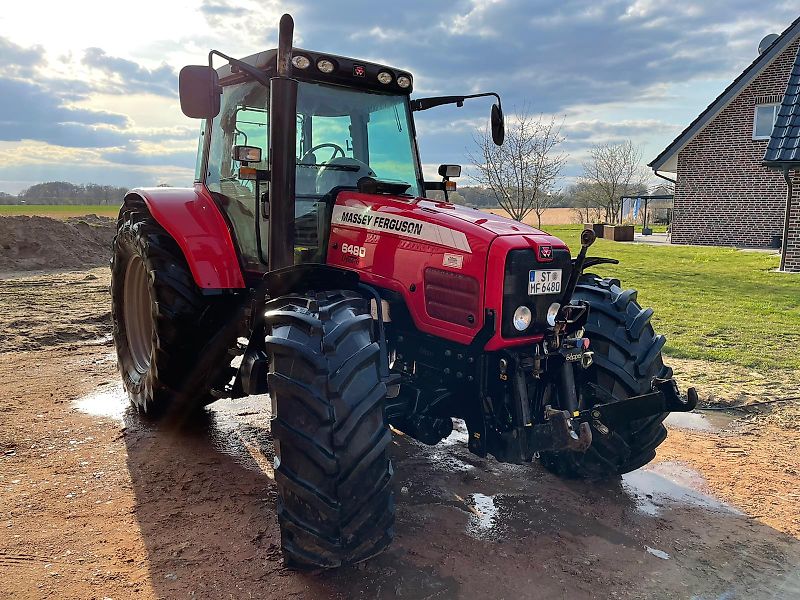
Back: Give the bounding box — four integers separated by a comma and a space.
578, 378, 698, 433
520, 377, 697, 456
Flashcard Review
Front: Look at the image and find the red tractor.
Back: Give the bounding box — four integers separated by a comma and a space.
111, 14, 696, 568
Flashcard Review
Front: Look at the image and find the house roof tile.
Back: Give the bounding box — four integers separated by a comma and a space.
764, 44, 800, 165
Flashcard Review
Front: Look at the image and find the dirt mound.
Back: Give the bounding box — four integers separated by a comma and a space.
0, 214, 115, 272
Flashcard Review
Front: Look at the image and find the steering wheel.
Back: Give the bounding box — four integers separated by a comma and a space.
301, 142, 346, 164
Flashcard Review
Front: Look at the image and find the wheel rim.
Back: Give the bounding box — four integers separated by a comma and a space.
123, 255, 153, 374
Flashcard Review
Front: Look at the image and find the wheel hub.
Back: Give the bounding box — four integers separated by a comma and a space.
123, 255, 153, 374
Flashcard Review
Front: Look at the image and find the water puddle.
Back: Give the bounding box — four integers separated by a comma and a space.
439, 418, 469, 447
622, 461, 740, 516
464, 493, 499, 538
85, 334, 114, 347
664, 410, 736, 432
73, 383, 128, 423
646, 545, 670, 560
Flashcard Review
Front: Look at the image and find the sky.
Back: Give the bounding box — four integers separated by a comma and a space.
0, 0, 798, 195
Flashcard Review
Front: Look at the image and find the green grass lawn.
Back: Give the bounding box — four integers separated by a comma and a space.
0, 204, 120, 219
543, 225, 800, 371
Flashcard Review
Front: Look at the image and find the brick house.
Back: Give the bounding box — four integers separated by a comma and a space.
648, 16, 800, 271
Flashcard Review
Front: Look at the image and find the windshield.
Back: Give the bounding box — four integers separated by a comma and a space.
205, 79, 421, 269
295, 81, 422, 198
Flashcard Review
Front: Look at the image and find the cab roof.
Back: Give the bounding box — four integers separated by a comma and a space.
215, 47, 414, 95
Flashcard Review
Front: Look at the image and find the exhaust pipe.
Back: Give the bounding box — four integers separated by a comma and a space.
268, 13, 298, 271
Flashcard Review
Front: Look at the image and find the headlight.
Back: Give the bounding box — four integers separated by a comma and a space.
512, 306, 532, 331
377, 71, 393, 84
317, 58, 335, 73
546, 302, 561, 327
292, 55, 310, 69
397, 75, 411, 88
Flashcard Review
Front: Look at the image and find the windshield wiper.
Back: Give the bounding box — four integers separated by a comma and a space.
297, 163, 360, 171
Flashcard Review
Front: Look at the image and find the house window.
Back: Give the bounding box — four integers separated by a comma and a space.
753, 103, 779, 140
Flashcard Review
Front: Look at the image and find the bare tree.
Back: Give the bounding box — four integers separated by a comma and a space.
580, 140, 645, 224
567, 181, 606, 224
468, 110, 567, 227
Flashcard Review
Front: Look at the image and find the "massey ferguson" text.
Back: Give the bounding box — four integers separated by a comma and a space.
338, 211, 424, 236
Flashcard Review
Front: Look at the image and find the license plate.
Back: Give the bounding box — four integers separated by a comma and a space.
528, 269, 562, 295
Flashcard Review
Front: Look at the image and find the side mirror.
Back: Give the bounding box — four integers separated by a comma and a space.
232, 145, 263, 163
179, 65, 221, 119
491, 103, 505, 146
438, 164, 462, 178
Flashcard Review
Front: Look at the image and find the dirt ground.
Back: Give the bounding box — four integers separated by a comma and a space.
2, 219, 800, 599
0, 215, 114, 272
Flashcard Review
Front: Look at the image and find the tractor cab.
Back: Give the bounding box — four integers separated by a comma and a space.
188, 47, 423, 271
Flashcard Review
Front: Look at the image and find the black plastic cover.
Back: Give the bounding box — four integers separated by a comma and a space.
501, 248, 572, 338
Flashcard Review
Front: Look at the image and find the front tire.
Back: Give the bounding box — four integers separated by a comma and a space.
540, 275, 671, 479
265, 290, 394, 568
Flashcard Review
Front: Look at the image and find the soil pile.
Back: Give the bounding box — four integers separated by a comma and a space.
0, 214, 115, 272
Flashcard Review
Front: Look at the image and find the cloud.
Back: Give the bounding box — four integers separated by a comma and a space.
0, 78, 131, 147
82, 48, 178, 97
0, 36, 45, 74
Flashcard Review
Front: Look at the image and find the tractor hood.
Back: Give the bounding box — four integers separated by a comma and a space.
329, 191, 569, 253
418, 200, 552, 237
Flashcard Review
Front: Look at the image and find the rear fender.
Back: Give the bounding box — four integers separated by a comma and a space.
125, 185, 245, 289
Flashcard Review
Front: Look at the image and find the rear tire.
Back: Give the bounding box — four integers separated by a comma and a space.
265, 290, 394, 568
111, 199, 243, 419
540, 274, 671, 479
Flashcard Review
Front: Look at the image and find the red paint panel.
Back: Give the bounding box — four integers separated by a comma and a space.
133, 185, 245, 289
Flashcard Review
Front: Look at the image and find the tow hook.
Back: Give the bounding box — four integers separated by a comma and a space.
534, 405, 593, 452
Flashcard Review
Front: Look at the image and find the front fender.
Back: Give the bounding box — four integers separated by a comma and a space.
126, 185, 245, 289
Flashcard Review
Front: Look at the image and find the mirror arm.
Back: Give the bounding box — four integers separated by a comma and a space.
208, 50, 271, 88
411, 91, 502, 112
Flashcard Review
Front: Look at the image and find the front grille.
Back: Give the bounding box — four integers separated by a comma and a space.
501, 247, 572, 338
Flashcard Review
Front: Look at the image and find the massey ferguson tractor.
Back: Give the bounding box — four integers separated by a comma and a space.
111, 14, 697, 568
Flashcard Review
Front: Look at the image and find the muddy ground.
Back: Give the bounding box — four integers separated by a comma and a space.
2, 265, 800, 597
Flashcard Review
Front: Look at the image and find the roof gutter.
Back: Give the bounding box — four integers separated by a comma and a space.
653, 170, 676, 185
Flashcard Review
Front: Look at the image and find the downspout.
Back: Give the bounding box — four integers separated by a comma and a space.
780, 165, 793, 272
654, 170, 677, 234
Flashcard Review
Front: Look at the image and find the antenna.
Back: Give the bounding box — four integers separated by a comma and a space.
758, 33, 779, 55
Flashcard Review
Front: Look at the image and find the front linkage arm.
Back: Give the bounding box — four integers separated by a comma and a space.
579, 378, 698, 433
522, 378, 698, 455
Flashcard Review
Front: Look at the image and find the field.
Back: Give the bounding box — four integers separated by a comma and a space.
541, 225, 800, 371
0, 204, 120, 218
484, 207, 669, 231
485, 207, 577, 225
